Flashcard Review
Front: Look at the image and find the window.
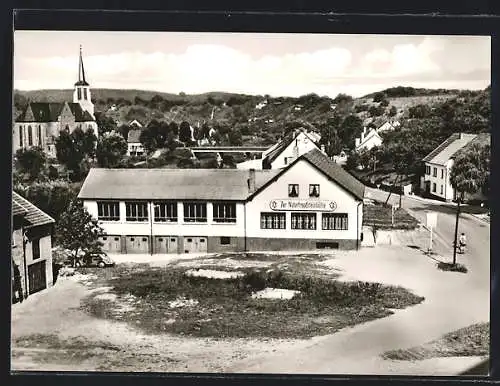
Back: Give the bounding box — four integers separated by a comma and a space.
220, 237, 231, 245
77, 88, 82, 99
83, 88, 88, 100
32, 238, 40, 260
183, 202, 207, 222
142, 238, 147, 242
309, 184, 320, 197
432, 183, 436, 192
125, 201, 149, 222
187, 238, 192, 242
288, 184, 299, 197
153, 201, 177, 222
19, 126, 23, 147
28, 126, 33, 146
322, 213, 348, 230
440, 185, 443, 195
102, 237, 107, 241
441, 169, 444, 179
97, 201, 120, 221
291, 213, 317, 230
38, 125, 42, 146
260, 212, 286, 229
213, 202, 237, 223
425, 165, 430, 175
114, 237, 120, 241
433, 167, 437, 177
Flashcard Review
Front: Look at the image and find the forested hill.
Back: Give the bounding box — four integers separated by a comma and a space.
13, 85, 490, 153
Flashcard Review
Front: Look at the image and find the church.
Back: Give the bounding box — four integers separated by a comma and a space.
13, 46, 99, 158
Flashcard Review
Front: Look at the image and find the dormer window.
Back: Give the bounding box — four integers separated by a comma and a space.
288, 184, 299, 197
309, 184, 320, 197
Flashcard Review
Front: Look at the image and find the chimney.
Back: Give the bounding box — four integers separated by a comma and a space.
320, 144, 326, 154
459, 133, 464, 140
247, 169, 256, 193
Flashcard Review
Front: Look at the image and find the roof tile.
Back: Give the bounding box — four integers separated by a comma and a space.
12, 191, 55, 228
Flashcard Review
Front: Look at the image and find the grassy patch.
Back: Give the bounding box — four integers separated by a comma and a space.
437, 262, 468, 273
382, 323, 489, 360
364, 203, 419, 230
82, 266, 424, 339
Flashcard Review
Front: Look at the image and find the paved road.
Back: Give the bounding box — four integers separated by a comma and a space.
365, 188, 490, 291
228, 189, 490, 375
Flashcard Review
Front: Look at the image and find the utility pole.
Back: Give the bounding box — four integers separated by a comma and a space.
452, 192, 462, 265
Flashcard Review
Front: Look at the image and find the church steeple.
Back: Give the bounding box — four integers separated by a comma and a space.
75, 45, 89, 86
73, 45, 94, 119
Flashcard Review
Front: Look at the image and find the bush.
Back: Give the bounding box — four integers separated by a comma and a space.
437, 262, 468, 273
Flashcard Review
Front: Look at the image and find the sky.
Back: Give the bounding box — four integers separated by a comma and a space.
13, 31, 491, 98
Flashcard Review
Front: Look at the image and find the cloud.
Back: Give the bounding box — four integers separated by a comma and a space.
13, 36, 490, 97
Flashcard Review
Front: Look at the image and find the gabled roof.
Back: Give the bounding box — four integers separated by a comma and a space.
78, 168, 281, 201
12, 191, 55, 228
127, 129, 142, 143
263, 129, 320, 165
356, 128, 382, 150
422, 133, 478, 165
12, 200, 28, 217
250, 148, 365, 201
16, 102, 94, 123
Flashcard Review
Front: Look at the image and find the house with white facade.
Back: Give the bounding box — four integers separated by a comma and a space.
127, 129, 145, 156
78, 148, 365, 254
13, 46, 98, 158
421, 132, 490, 201
377, 120, 400, 133
237, 128, 322, 170
355, 127, 383, 152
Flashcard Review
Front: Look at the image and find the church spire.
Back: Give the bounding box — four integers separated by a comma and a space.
75, 45, 89, 86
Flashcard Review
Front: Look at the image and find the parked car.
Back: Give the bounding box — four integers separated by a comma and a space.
75, 251, 115, 268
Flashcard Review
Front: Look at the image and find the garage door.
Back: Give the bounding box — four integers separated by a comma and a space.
183, 236, 207, 253
126, 236, 150, 254
99, 235, 121, 253
28, 260, 47, 295
154, 236, 178, 254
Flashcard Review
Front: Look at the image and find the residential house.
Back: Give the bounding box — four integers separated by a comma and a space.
78, 148, 365, 254
127, 129, 145, 156
355, 127, 383, 152
13, 46, 98, 158
237, 128, 322, 170
421, 132, 490, 201
128, 119, 144, 128
12, 192, 55, 303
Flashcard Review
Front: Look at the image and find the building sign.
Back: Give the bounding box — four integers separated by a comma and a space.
269, 199, 337, 212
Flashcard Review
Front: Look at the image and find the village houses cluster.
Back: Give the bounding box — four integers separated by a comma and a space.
11, 47, 487, 301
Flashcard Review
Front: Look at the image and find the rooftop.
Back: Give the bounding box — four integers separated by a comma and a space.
422, 133, 479, 165
12, 191, 55, 228
16, 102, 94, 123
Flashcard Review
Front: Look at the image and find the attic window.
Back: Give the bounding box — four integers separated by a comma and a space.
309, 184, 320, 197
288, 184, 299, 197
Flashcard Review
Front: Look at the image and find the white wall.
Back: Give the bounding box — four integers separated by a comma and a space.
424, 161, 454, 200
271, 132, 318, 169
83, 200, 246, 237
245, 159, 361, 240
356, 134, 382, 151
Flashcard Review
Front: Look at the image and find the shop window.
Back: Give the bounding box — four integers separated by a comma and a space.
322, 213, 348, 230
220, 236, 231, 245
288, 184, 299, 197
291, 213, 316, 230
125, 201, 149, 222
183, 202, 207, 222
260, 212, 286, 229
97, 201, 120, 221
213, 202, 236, 223
309, 184, 320, 197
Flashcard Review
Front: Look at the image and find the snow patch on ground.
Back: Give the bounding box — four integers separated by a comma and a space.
168, 297, 199, 309
186, 269, 245, 279
252, 288, 301, 300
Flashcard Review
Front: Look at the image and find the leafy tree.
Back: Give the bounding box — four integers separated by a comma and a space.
228, 129, 243, 146
94, 112, 117, 135
380, 98, 389, 107
55, 127, 96, 181
15, 147, 46, 180
346, 151, 361, 170
409, 104, 431, 119
373, 92, 386, 103
139, 127, 158, 153
449, 142, 490, 263
368, 105, 384, 117
388, 106, 398, 117
54, 199, 105, 266
179, 121, 192, 143
333, 93, 353, 104
117, 124, 131, 141
339, 115, 363, 149
96, 131, 128, 168
169, 121, 179, 137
